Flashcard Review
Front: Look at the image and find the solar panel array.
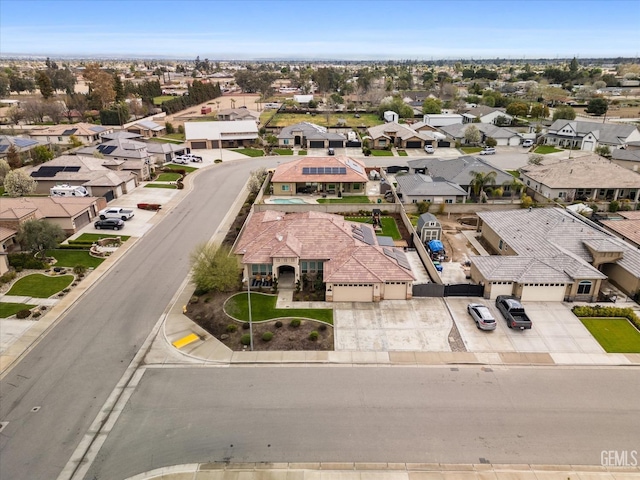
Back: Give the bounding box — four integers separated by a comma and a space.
0, 145, 7, 153
31, 166, 81, 178
97, 144, 117, 155
351, 225, 376, 246
345, 158, 364, 174
14, 138, 38, 148
302, 166, 347, 175
62, 129, 78, 135
383, 247, 411, 271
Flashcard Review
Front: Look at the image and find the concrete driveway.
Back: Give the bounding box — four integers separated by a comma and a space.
334, 298, 452, 352
446, 298, 604, 354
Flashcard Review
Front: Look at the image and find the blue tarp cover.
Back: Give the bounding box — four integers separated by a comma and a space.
427, 240, 444, 252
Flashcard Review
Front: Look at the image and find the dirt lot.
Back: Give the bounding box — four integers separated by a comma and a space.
435, 213, 479, 262
184, 291, 334, 351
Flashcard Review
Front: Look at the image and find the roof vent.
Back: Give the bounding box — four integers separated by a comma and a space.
276, 234, 283, 242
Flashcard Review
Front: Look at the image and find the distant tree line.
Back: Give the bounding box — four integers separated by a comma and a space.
161, 80, 222, 114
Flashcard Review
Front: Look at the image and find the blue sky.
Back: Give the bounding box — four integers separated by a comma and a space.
1, 0, 638, 59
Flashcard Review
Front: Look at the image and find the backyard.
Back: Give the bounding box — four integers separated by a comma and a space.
317, 195, 372, 204
264, 112, 383, 129
346, 216, 402, 240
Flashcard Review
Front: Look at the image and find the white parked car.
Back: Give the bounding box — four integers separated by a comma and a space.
479, 147, 496, 155
424, 145, 435, 154
522, 139, 534, 148
174, 154, 202, 164
98, 207, 134, 221
467, 303, 497, 331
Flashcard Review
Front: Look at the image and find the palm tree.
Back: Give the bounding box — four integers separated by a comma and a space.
503, 177, 524, 203
469, 170, 497, 199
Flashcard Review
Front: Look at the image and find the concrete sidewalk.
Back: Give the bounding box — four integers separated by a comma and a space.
127, 462, 640, 480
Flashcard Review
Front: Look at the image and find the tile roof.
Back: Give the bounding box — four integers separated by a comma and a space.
25, 154, 136, 185
77, 138, 150, 159
547, 120, 637, 145
476, 207, 638, 282
0, 197, 97, 219
271, 156, 368, 183
611, 148, 640, 163
407, 155, 513, 186
278, 122, 345, 141
29, 122, 110, 137
132, 120, 164, 131
600, 217, 640, 247
0, 226, 17, 242
519, 154, 640, 189
233, 211, 414, 284
396, 173, 468, 197
184, 120, 259, 141
439, 123, 521, 139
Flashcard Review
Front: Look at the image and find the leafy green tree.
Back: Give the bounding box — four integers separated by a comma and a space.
595, 145, 611, 157
68, 135, 83, 148
464, 125, 481, 145
503, 177, 524, 202
422, 98, 442, 114
569, 57, 580, 75
552, 105, 576, 121
469, 170, 497, 199
9, 74, 35, 95
485, 137, 497, 147
189, 243, 239, 294
32, 145, 54, 164
330, 93, 344, 105
247, 167, 268, 195
377, 96, 413, 119
4, 169, 37, 197
586, 98, 608, 116
113, 74, 125, 102
36, 71, 53, 99
530, 103, 549, 119
494, 115, 510, 127
528, 153, 544, 165
17, 219, 65, 259
506, 102, 529, 117
0, 72, 10, 97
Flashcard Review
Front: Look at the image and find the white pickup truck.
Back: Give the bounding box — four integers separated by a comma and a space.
174, 153, 202, 164
98, 207, 135, 221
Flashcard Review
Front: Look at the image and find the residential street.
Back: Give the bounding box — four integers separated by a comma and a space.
84, 366, 640, 480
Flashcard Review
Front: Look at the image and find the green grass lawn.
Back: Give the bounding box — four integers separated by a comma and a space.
0, 302, 37, 318
317, 195, 372, 204
7, 274, 74, 298
145, 183, 178, 189
47, 249, 104, 268
534, 145, 563, 154
164, 133, 186, 141
370, 150, 394, 157
346, 216, 402, 240
156, 172, 182, 182
461, 147, 483, 154
232, 148, 264, 157
397, 150, 408, 157
267, 112, 382, 128
153, 95, 174, 105
72, 233, 131, 243
225, 292, 333, 324
298, 150, 307, 155
165, 164, 197, 173
273, 148, 293, 155
579, 317, 640, 353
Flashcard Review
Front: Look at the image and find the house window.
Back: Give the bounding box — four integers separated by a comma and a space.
577, 280, 592, 295
498, 239, 504, 250
353, 183, 360, 190
283, 139, 289, 145
282, 185, 290, 191
445, 199, 453, 204
251, 264, 273, 276
58, 137, 63, 141
301, 260, 323, 273
379, 139, 387, 146
413, 199, 418, 203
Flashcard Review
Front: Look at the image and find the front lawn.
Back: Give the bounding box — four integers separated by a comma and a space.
272, 148, 293, 155
317, 195, 372, 204
164, 133, 186, 141
232, 148, 264, 157
225, 292, 333, 324
370, 150, 394, 156
534, 145, 563, 154
145, 183, 178, 189
397, 150, 408, 157
7, 274, 74, 298
153, 95, 174, 105
346, 216, 402, 240
47, 249, 104, 268
298, 150, 307, 155
165, 164, 197, 173
461, 147, 483, 154
156, 172, 182, 182
579, 317, 640, 353
0, 302, 37, 318
72, 233, 131, 243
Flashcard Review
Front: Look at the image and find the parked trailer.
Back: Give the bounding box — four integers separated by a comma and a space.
50, 185, 89, 197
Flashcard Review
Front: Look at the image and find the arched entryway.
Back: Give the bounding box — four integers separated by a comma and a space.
278, 265, 295, 287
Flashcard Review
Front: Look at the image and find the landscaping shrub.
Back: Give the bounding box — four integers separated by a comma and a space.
56, 244, 91, 250
572, 305, 640, 330
262, 332, 274, 342
214, 159, 222, 163
290, 318, 301, 328
32, 311, 41, 318
240, 334, 251, 345
242, 322, 250, 330
309, 331, 319, 341
16, 309, 32, 319
8, 253, 47, 270
189, 295, 199, 304
73, 265, 87, 276
275, 320, 283, 328
0, 271, 17, 285
318, 324, 327, 331
226, 324, 238, 333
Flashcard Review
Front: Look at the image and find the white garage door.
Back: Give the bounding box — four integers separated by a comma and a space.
332, 284, 373, 302
583, 141, 595, 151
489, 282, 513, 299
521, 284, 566, 302
384, 282, 406, 300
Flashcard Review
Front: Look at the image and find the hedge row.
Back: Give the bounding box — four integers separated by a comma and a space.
572, 305, 640, 331
56, 245, 91, 250
8, 253, 47, 270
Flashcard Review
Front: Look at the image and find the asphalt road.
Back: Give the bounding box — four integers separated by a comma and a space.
0, 158, 277, 480
85, 366, 640, 480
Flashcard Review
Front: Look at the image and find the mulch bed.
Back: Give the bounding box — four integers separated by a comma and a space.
184, 291, 334, 351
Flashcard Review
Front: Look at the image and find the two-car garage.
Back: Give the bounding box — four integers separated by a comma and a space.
330, 282, 409, 302
520, 283, 567, 302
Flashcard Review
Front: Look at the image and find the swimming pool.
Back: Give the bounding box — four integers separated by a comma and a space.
270, 198, 307, 204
